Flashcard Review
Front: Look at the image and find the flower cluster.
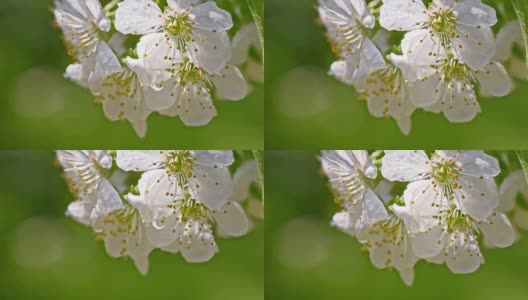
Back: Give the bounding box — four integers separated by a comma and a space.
53, 0, 263, 137
57, 150, 263, 274
321, 150, 528, 286
318, 0, 527, 134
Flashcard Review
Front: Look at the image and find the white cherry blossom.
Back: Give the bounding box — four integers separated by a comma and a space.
380, 0, 497, 70
230, 23, 264, 83
382, 150, 500, 220
357, 53, 416, 135
495, 20, 528, 80
58, 151, 123, 222
92, 203, 153, 274
318, 0, 386, 85
401, 51, 511, 122
54, 0, 121, 85
115, 0, 233, 74
127, 186, 248, 262
144, 60, 248, 126
91, 62, 154, 138
59, 149, 255, 273
116, 150, 234, 210
394, 198, 514, 274
325, 150, 519, 283
321, 150, 388, 235
230, 160, 264, 221
356, 212, 418, 286
499, 170, 528, 230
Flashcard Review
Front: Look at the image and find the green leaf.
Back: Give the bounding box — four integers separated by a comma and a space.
516, 151, 528, 185
512, 0, 528, 68
246, 0, 264, 61
252, 150, 264, 202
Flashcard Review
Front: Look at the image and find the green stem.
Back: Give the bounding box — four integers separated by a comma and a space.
246, 0, 264, 62
516, 151, 528, 186
512, 0, 528, 68
252, 150, 264, 203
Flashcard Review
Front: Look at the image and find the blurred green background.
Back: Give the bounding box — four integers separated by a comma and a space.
0, 0, 263, 149
265, 0, 528, 149
265, 151, 528, 300
0, 151, 263, 300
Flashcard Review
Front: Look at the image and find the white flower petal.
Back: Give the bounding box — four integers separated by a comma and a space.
137, 169, 179, 221
457, 151, 500, 178
145, 216, 182, 247
230, 23, 261, 66
84, 0, 110, 31
361, 189, 389, 223
213, 201, 249, 237
66, 200, 94, 226
108, 33, 127, 55
388, 53, 416, 82
401, 30, 445, 79
64, 63, 90, 88
167, 0, 201, 11
93, 150, 112, 169
381, 150, 430, 182
92, 42, 121, 85
349, 0, 375, 28
180, 222, 218, 262
454, 175, 499, 220
329, 60, 358, 86
399, 268, 415, 286
231, 160, 259, 202
425, 251, 446, 264
97, 178, 124, 213
375, 180, 394, 204
115, 0, 163, 35
134, 32, 183, 87
408, 76, 442, 107
475, 61, 512, 97
127, 224, 153, 258
445, 234, 483, 274
116, 150, 165, 171
410, 225, 445, 258
452, 25, 495, 70
189, 164, 232, 210
400, 180, 446, 232
440, 81, 480, 123
478, 212, 515, 248
161, 240, 181, 254
379, 0, 427, 31
351, 150, 377, 179
210, 65, 248, 100
495, 21, 522, 61
190, 2, 233, 31
175, 88, 217, 126
127, 194, 154, 222
359, 38, 386, 73
142, 84, 178, 111
332, 209, 361, 236
188, 29, 231, 74
453, 0, 497, 27
499, 170, 527, 212
193, 150, 235, 167
132, 119, 149, 138
132, 255, 149, 275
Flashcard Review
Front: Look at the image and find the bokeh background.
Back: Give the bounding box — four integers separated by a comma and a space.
0, 0, 263, 149
0, 151, 264, 300
266, 151, 528, 300
265, 0, 528, 149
